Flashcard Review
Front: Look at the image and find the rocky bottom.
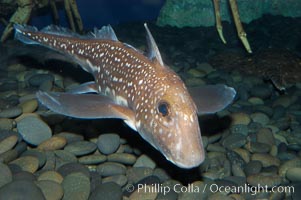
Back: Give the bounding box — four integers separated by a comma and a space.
0, 15, 301, 200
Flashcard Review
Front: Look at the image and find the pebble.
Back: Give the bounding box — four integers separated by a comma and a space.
0, 106, 22, 118
97, 162, 126, 177
248, 97, 264, 105
251, 153, 280, 167
56, 132, 84, 143
0, 135, 18, 154
253, 105, 274, 117
206, 144, 226, 152
285, 167, 301, 182
250, 112, 270, 126
37, 136, 67, 151
20, 99, 38, 113
129, 184, 158, 200
233, 148, 250, 163
78, 154, 107, 165
244, 161, 262, 176
196, 62, 215, 74
153, 168, 170, 183
107, 153, 136, 165
7, 63, 26, 72
89, 182, 122, 200
230, 113, 251, 125
185, 78, 205, 86
272, 96, 292, 108
279, 158, 301, 177
187, 68, 206, 78
15, 112, 41, 122
64, 141, 97, 156
126, 167, 153, 184
274, 103, 287, 117
231, 163, 246, 177
0, 180, 45, 200
54, 150, 77, 166
17, 116, 52, 146
133, 154, 157, 169
223, 176, 246, 187
21, 149, 46, 168
250, 85, 272, 100
39, 79, 53, 91
38, 170, 64, 184
28, 74, 54, 87
102, 174, 128, 187
36, 180, 64, 200
0, 118, 15, 130
0, 163, 12, 188
222, 134, 246, 149
13, 171, 36, 181
57, 162, 90, 178
97, 133, 120, 155
245, 142, 271, 153
41, 152, 55, 171
230, 124, 249, 136
275, 117, 291, 131
9, 156, 39, 173
226, 151, 245, 169
256, 128, 275, 146
62, 172, 90, 200
247, 173, 282, 188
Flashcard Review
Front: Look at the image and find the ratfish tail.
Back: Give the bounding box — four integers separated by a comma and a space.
14, 24, 39, 45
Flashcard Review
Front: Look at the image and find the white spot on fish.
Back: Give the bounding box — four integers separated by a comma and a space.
116, 95, 128, 106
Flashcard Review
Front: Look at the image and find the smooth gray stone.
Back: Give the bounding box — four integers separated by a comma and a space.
28, 74, 54, 87
97, 134, 120, 155
57, 162, 90, 178
0, 162, 12, 188
17, 116, 52, 146
89, 182, 122, 200
62, 172, 90, 200
97, 162, 126, 177
0, 180, 45, 200
64, 141, 97, 156
0, 106, 22, 118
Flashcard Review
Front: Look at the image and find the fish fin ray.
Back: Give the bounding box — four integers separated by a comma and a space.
189, 84, 236, 115
89, 25, 118, 41
36, 91, 136, 124
41, 25, 82, 37
144, 23, 164, 66
67, 81, 98, 94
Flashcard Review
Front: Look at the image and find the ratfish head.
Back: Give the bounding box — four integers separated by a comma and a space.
135, 66, 204, 169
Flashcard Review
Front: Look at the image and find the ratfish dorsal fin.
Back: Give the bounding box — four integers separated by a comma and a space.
144, 23, 164, 66
90, 25, 118, 41
41, 25, 82, 38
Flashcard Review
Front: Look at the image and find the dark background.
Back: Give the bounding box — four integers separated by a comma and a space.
0, 0, 165, 32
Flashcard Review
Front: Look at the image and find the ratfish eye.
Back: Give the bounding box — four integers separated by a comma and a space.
157, 101, 170, 117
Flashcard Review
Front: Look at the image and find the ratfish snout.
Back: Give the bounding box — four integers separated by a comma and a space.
169, 133, 205, 169
160, 116, 205, 169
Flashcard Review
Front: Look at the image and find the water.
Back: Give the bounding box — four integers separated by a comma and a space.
0, 1, 301, 199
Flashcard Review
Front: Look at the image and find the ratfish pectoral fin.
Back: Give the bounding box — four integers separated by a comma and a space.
67, 81, 98, 94
36, 91, 136, 126
189, 84, 236, 115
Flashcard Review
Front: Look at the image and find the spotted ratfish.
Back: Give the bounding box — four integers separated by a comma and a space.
14, 23, 236, 168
